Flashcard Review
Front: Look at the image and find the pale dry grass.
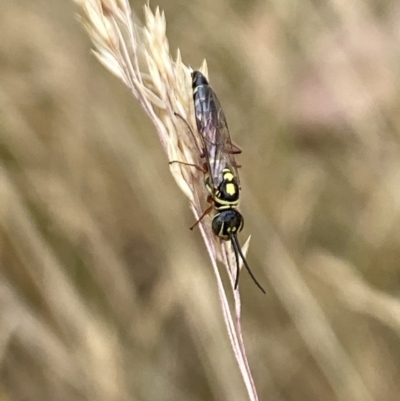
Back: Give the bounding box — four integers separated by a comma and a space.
1, 0, 400, 401
75, 1, 263, 399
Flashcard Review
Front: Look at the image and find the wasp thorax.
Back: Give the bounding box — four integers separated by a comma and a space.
212, 209, 244, 240
204, 169, 240, 207
217, 168, 239, 203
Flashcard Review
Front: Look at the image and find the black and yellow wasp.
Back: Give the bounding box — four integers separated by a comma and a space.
173, 71, 265, 293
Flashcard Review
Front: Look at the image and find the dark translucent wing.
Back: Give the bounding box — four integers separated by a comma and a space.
192, 72, 240, 189
206, 87, 241, 187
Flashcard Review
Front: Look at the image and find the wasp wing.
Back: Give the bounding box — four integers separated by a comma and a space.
192, 72, 241, 190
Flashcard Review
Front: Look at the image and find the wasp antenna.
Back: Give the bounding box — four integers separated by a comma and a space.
230, 235, 241, 290
229, 234, 266, 294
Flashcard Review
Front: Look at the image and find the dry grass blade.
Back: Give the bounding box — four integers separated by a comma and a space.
74, 1, 261, 400
307, 250, 400, 336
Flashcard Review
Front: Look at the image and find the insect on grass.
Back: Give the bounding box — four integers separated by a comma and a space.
172, 71, 266, 294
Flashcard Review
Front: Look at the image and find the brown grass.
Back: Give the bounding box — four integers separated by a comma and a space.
1, 0, 400, 400
74, 2, 263, 399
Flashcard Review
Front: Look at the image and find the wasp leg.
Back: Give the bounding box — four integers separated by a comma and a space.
226, 142, 242, 167
227, 142, 242, 155
174, 112, 205, 158
190, 197, 213, 230
169, 160, 206, 173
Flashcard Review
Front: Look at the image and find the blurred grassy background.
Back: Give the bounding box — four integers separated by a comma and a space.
1, 0, 400, 400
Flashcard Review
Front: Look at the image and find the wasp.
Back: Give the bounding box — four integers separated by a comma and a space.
172, 71, 265, 293
191, 71, 265, 293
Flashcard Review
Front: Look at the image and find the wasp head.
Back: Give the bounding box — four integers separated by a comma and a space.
211, 209, 244, 240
